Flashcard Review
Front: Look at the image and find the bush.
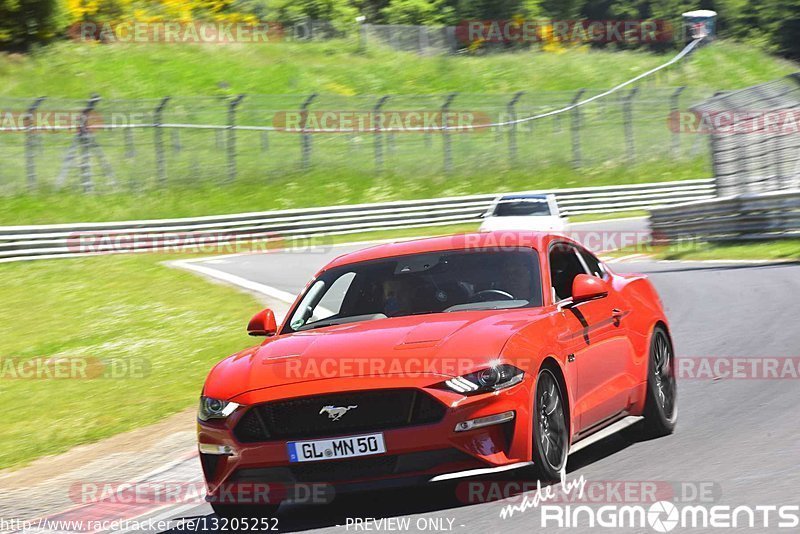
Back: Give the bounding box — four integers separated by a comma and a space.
0, 0, 61, 50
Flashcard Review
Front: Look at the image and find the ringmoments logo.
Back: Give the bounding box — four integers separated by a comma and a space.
538, 502, 800, 530
497, 473, 798, 530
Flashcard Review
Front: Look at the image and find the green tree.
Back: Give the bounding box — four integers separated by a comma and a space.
0, 0, 61, 50
266, 0, 359, 26
381, 0, 452, 24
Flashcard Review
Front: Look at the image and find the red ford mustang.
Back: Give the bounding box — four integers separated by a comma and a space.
197, 232, 677, 517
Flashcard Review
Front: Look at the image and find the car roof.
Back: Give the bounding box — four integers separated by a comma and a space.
323, 231, 562, 272
497, 193, 550, 200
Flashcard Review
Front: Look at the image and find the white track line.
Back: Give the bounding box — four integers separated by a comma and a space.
169, 259, 297, 304
606, 253, 647, 263
652, 258, 797, 265
568, 216, 648, 227
569, 416, 644, 455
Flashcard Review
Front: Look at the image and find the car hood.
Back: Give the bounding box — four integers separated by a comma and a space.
204, 308, 548, 400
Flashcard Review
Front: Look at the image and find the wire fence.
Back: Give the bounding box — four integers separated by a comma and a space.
360, 24, 460, 54
690, 73, 800, 196
0, 87, 714, 195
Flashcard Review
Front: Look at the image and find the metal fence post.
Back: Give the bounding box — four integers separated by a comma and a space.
708, 90, 726, 197
507, 91, 524, 165
154, 97, 170, 187
771, 131, 783, 187
418, 26, 430, 54
261, 131, 269, 152
358, 23, 368, 53
735, 133, 750, 192
441, 92, 457, 174
79, 95, 101, 193
300, 93, 318, 169
373, 95, 390, 173
24, 96, 45, 191
171, 129, 181, 154
124, 127, 135, 158
570, 89, 586, 168
623, 87, 639, 164
227, 94, 245, 182
670, 86, 686, 158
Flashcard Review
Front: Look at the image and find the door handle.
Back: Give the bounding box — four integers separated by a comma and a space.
612, 308, 624, 326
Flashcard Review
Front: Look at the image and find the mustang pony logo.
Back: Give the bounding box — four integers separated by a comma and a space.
319, 405, 358, 421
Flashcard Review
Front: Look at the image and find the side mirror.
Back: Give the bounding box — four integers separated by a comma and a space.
571, 274, 609, 304
247, 309, 277, 337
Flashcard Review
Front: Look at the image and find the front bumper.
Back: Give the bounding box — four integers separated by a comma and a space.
197, 375, 533, 503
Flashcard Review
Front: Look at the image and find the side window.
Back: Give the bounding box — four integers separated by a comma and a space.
549, 243, 588, 301
578, 247, 606, 279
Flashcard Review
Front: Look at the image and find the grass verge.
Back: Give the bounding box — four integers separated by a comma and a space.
568, 210, 648, 223
0, 254, 262, 470
606, 239, 800, 261
0, 40, 795, 97
655, 239, 800, 261
0, 222, 489, 470
1, 159, 708, 225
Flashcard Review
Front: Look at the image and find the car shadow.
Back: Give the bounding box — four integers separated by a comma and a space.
159, 425, 644, 533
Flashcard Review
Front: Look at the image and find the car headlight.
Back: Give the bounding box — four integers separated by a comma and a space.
443, 364, 524, 395
198, 396, 240, 421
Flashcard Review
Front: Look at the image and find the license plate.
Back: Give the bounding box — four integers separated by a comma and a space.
287, 433, 386, 463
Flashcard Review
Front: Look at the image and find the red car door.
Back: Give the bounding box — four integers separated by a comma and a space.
549, 243, 635, 434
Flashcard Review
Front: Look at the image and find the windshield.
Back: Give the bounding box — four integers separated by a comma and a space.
492, 196, 552, 217
284, 248, 542, 333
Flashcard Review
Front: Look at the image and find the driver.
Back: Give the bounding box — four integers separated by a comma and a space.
497, 255, 531, 300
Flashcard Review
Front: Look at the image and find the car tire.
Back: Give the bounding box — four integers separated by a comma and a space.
528, 367, 569, 481
642, 326, 677, 437
211, 503, 280, 519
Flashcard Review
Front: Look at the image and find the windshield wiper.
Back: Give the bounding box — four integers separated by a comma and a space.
298, 321, 341, 331
297, 313, 388, 331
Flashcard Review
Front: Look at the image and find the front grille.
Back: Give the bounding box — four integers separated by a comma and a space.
234, 389, 446, 442
231, 448, 476, 484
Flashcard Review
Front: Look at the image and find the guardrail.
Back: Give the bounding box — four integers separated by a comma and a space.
0, 178, 714, 261
650, 189, 800, 243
